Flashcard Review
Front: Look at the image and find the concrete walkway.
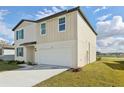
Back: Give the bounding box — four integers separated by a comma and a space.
0, 64, 68, 87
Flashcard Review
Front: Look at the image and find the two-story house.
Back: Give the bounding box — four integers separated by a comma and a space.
12, 7, 97, 68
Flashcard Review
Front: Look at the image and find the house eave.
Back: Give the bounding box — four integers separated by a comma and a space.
20, 41, 37, 46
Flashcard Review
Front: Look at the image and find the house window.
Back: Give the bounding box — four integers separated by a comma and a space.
16, 29, 24, 40
41, 23, 46, 35
16, 31, 18, 40
17, 47, 23, 57
0, 49, 2, 55
59, 17, 65, 32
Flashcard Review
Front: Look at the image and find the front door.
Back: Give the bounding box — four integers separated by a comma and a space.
26, 46, 35, 63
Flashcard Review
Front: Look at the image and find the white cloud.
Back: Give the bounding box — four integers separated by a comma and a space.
20, 13, 34, 20
97, 37, 124, 53
59, 6, 67, 10
96, 15, 124, 53
97, 16, 124, 39
0, 21, 14, 42
97, 14, 112, 21
36, 9, 53, 19
0, 37, 9, 42
0, 9, 9, 20
97, 37, 114, 47
93, 6, 108, 14
0, 9, 13, 44
52, 6, 61, 12
85, 6, 91, 8
36, 6, 67, 19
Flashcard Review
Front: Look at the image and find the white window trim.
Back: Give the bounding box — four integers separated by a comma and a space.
16, 47, 23, 57
58, 15, 66, 32
16, 28, 24, 40
40, 22, 47, 36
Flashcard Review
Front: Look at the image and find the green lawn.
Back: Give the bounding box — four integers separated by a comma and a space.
0, 61, 19, 72
35, 57, 124, 87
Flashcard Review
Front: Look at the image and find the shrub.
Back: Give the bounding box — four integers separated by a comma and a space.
7, 60, 17, 64
27, 62, 33, 65
27, 62, 36, 65
7, 60, 25, 64
17, 61, 25, 64
0, 59, 3, 61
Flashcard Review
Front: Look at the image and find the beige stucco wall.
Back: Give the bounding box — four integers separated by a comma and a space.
36, 11, 77, 44
35, 40, 77, 68
77, 12, 96, 67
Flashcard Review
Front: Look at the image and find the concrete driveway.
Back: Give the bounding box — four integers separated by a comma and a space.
0, 64, 68, 87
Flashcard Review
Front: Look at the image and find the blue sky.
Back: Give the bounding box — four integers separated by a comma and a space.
0, 6, 124, 53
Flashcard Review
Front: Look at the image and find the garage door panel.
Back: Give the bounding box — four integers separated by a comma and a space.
38, 47, 72, 67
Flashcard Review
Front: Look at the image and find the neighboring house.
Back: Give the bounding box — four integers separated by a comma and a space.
0, 44, 15, 61
12, 7, 97, 68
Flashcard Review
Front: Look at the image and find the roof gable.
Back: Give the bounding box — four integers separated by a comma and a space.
12, 20, 36, 31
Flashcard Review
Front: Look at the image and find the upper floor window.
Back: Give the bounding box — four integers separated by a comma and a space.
17, 47, 23, 57
41, 23, 46, 35
16, 29, 24, 40
59, 17, 65, 32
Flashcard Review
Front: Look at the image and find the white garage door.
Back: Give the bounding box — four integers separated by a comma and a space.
38, 47, 72, 67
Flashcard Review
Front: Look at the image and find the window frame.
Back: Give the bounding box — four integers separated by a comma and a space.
58, 16, 66, 32
16, 47, 23, 57
16, 31, 18, 40
40, 22, 47, 36
16, 29, 24, 40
